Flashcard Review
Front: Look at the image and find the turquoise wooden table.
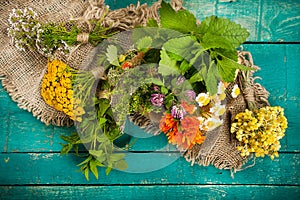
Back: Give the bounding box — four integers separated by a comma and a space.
1, 0, 300, 199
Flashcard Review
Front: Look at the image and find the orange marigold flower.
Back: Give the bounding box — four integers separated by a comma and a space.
160, 113, 179, 143
181, 101, 196, 114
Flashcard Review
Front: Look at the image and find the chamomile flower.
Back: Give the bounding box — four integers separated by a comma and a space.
196, 92, 210, 107
210, 103, 226, 116
204, 117, 223, 131
231, 84, 240, 98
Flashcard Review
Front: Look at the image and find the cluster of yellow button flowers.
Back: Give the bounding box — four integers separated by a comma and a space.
231, 106, 288, 160
41, 59, 85, 121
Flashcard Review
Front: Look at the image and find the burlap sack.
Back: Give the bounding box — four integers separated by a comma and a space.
0, 0, 169, 126
0, 0, 91, 126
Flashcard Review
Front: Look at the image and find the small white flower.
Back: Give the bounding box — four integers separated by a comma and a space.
217, 81, 225, 94
210, 103, 226, 116
231, 84, 240, 98
196, 92, 210, 107
204, 117, 223, 131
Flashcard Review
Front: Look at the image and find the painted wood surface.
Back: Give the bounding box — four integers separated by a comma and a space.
1, 185, 300, 200
0, 0, 300, 199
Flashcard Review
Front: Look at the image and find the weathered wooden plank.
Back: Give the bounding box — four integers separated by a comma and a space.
111, 0, 300, 42
0, 83, 9, 152
0, 153, 299, 185
261, 0, 300, 42
285, 44, 300, 152
0, 185, 300, 200
242, 44, 298, 151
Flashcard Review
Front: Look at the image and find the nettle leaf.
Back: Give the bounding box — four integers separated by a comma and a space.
215, 48, 238, 61
217, 55, 252, 82
159, 1, 198, 33
201, 33, 234, 50
163, 36, 205, 61
137, 36, 152, 51
199, 16, 250, 48
158, 50, 180, 76
106, 45, 120, 67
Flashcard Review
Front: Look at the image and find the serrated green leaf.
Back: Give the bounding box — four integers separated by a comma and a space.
145, 77, 164, 86
201, 33, 234, 50
199, 16, 250, 48
106, 45, 120, 67
158, 50, 180, 76
147, 18, 159, 27
215, 48, 238, 61
217, 55, 252, 82
160, 1, 198, 33
137, 36, 152, 51
114, 160, 128, 171
163, 36, 205, 62
89, 159, 99, 179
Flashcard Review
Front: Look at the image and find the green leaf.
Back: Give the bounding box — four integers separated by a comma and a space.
179, 60, 192, 73
137, 36, 152, 51
158, 50, 180, 76
84, 167, 89, 181
206, 62, 219, 95
147, 18, 159, 27
89, 159, 99, 179
60, 143, 73, 155
106, 167, 112, 175
160, 1, 198, 33
163, 36, 205, 62
114, 160, 128, 171
106, 45, 120, 67
98, 98, 111, 117
199, 15, 250, 48
161, 86, 169, 95
145, 77, 164, 86
215, 48, 238, 61
89, 150, 103, 158
189, 71, 203, 83
217, 55, 252, 82
201, 33, 234, 50
99, 117, 107, 125
77, 155, 93, 166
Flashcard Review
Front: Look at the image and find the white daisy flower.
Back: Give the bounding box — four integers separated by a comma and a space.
231, 84, 240, 98
210, 103, 226, 116
204, 117, 223, 131
196, 92, 210, 107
